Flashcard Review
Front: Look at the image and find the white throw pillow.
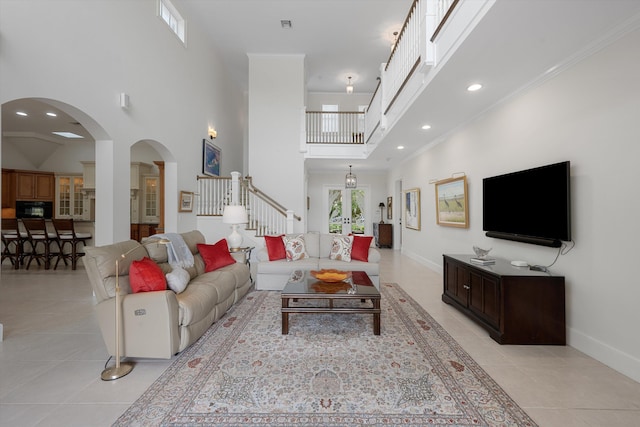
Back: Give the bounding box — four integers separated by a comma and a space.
284, 234, 308, 261
166, 266, 190, 293
329, 235, 354, 262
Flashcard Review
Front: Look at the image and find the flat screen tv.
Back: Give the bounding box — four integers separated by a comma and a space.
483, 161, 571, 247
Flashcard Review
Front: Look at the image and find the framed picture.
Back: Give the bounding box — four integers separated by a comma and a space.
435, 176, 469, 228
404, 188, 420, 230
387, 196, 392, 220
202, 139, 221, 176
179, 191, 194, 212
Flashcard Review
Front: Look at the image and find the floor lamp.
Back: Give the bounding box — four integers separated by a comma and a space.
101, 238, 170, 381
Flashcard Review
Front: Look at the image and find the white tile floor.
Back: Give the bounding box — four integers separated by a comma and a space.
1, 249, 639, 426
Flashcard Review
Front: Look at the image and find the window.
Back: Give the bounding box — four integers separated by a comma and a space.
158, 0, 186, 44
56, 175, 84, 219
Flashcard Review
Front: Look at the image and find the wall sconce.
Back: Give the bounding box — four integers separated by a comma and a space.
208, 127, 217, 139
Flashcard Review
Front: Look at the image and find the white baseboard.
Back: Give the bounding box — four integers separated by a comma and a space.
568, 327, 640, 383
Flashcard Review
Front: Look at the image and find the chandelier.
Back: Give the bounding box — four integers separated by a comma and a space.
345, 165, 357, 188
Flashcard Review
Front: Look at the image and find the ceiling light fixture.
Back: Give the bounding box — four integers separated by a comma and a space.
280, 20, 292, 29
397, 145, 405, 150
52, 131, 83, 139
467, 83, 483, 92
346, 76, 354, 94
16, 111, 27, 117
345, 164, 357, 189
421, 124, 431, 130
391, 31, 399, 51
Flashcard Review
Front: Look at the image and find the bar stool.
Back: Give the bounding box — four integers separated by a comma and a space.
1, 218, 24, 269
52, 218, 91, 270
22, 218, 59, 270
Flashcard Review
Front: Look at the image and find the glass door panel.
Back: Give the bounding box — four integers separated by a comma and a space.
326, 188, 366, 234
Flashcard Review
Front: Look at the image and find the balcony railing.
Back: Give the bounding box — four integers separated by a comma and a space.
306, 0, 461, 149
305, 111, 365, 144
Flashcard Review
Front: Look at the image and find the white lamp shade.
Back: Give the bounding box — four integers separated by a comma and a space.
222, 205, 248, 224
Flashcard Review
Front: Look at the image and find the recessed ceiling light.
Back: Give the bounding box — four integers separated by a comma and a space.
46, 112, 57, 117
397, 145, 405, 150
467, 83, 483, 92
16, 111, 28, 116
52, 131, 83, 139
421, 124, 431, 130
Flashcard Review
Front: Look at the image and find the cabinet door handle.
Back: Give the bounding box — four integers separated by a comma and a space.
463, 284, 470, 290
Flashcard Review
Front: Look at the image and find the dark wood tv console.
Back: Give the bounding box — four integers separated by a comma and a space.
442, 254, 566, 345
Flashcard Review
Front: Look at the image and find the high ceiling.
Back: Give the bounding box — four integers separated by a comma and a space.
3, 0, 640, 174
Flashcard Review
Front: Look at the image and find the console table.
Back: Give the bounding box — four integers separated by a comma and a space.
373, 223, 392, 248
442, 254, 566, 345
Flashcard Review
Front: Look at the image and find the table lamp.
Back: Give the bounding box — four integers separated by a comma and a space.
222, 205, 249, 249
378, 202, 385, 224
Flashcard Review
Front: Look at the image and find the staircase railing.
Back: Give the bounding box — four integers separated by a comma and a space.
196, 173, 299, 236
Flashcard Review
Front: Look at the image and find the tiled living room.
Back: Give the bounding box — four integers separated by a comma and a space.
2, 251, 640, 426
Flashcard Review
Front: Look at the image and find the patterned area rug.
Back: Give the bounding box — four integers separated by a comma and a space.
115, 284, 537, 426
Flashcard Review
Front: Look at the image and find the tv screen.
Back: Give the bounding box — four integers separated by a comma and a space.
483, 161, 571, 247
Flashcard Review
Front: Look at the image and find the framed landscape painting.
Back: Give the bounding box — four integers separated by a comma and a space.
202, 139, 221, 176
435, 176, 469, 228
405, 188, 420, 230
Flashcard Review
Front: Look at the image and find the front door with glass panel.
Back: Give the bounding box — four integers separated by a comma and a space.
327, 188, 366, 234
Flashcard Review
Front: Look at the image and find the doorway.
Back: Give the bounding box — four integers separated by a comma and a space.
324, 186, 369, 234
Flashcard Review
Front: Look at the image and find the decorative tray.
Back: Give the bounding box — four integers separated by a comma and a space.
310, 269, 351, 283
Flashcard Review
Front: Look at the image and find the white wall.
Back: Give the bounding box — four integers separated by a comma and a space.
390, 27, 640, 381
0, 0, 244, 243
247, 54, 306, 231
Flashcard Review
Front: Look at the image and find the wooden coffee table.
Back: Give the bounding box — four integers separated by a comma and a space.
281, 270, 381, 335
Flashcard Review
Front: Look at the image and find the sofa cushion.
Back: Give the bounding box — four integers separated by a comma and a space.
166, 266, 190, 293
284, 234, 307, 261
129, 257, 167, 293
197, 239, 236, 272
257, 258, 319, 275
330, 235, 354, 261
351, 235, 374, 262
264, 235, 286, 261
175, 282, 220, 326
303, 232, 320, 258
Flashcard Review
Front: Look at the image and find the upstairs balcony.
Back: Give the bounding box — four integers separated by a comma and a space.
303, 0, 495, 159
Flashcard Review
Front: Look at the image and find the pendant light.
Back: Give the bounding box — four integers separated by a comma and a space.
345, 165, 357, 188
346, 76, 354, 94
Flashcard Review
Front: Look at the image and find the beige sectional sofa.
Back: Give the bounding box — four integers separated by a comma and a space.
83, 230, 251, 359
255, 232, 380, 290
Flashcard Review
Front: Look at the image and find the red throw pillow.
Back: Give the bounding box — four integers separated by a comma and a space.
264, 234, 286, 261
351, 235, 373, 262
129, 257, 167, 293
197, 239, 236, 272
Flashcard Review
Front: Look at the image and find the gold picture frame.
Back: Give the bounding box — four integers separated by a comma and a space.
435, 176, 468, 228
179, 191, 194, 212
404, 188, 420, 230
387, 196, 392, 220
